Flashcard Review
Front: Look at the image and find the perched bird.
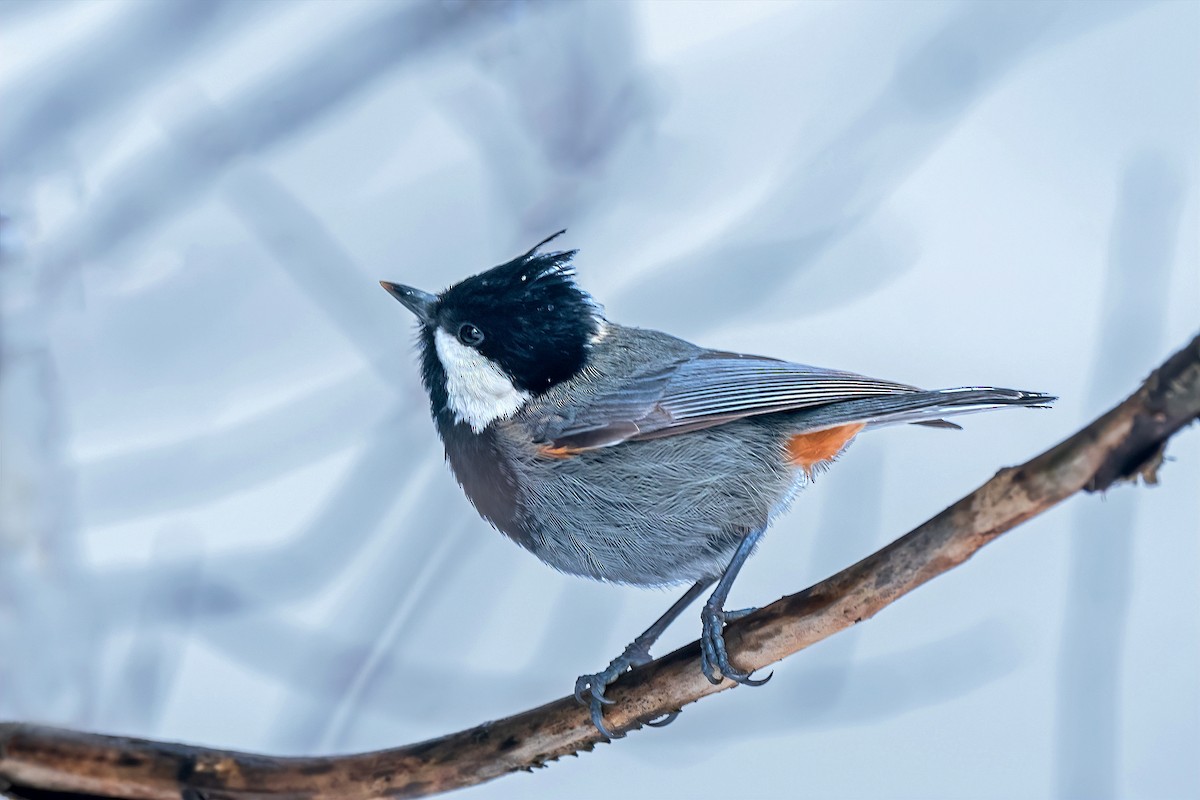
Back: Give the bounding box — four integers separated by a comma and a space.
381, 232, 1052, 737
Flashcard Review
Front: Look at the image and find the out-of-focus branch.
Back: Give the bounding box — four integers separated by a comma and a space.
2, 332, 1197, 800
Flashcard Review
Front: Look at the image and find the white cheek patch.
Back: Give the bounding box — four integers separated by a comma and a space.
434, 329, 530, 432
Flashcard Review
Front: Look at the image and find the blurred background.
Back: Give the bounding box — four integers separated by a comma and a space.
1, 1, 1197, 798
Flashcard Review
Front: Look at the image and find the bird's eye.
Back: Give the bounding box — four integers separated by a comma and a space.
457, 323, 484, 347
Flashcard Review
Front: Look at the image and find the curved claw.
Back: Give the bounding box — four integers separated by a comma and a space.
645, 711, 680, 728
575, 674, 617, 707
590, 698, 623, 740
735, 669, 773, 687
700, 604, 771, 686
576, 644, 658, 738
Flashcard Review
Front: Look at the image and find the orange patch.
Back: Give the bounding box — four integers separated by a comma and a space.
537, 443, 584, 459
786, 423, 865, 476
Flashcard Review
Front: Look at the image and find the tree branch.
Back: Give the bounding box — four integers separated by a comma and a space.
3, 332, 1198, 800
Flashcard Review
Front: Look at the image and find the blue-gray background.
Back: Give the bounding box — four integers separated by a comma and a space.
2, 1, 1197, 798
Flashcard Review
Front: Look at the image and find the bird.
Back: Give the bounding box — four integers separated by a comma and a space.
380, 232, 1053, 738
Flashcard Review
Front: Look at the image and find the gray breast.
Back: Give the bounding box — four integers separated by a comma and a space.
437, 413, 532, 549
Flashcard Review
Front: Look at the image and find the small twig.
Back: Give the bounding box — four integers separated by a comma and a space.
3, 332, 1198, 800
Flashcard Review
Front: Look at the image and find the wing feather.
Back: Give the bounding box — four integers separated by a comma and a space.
539, 352, 919, 449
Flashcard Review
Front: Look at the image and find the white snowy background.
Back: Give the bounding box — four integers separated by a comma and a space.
2, 1, 1197, 798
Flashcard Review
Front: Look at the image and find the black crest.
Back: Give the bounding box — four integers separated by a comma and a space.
427, 232, 602, 395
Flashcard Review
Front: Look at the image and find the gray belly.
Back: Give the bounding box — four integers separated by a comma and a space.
498, 417, 800, 586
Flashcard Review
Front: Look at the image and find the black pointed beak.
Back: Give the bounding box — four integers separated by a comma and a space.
380, 281, 437, 325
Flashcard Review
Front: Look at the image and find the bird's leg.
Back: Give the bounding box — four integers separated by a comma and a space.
576, 578, 713, 739
700, 528, 773, 686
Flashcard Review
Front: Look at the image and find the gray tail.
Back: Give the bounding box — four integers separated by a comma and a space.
794, 387, 1056, 432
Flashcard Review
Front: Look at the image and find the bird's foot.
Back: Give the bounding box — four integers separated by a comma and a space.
575, 642, 675, 739
699, 602, 772, 686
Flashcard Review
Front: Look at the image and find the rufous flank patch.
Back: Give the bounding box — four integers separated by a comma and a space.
537, 443, 584, 459
786, 423, 865, 475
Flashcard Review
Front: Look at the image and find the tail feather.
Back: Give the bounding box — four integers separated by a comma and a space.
791, 387, 1055, 433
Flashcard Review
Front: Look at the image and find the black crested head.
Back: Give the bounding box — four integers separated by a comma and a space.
428, 232, 603, 397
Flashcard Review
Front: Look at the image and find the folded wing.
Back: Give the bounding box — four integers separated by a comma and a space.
536, 352, 924, 449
